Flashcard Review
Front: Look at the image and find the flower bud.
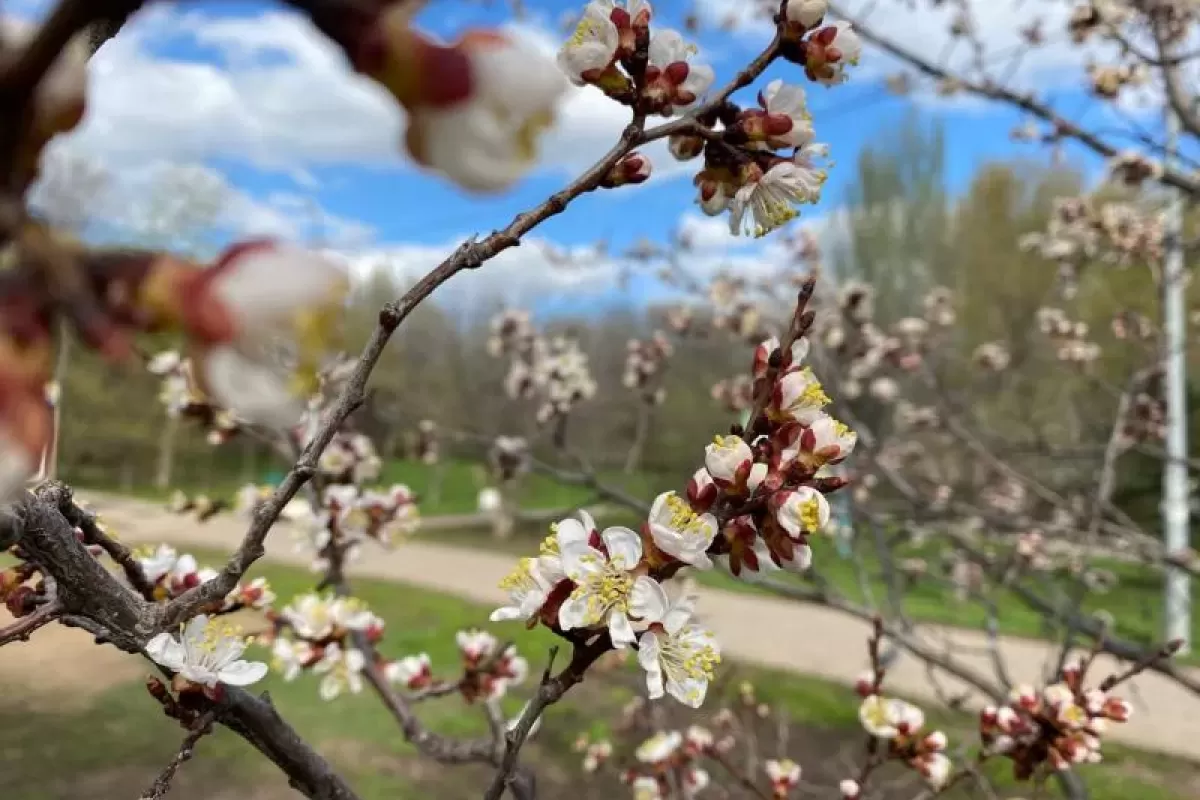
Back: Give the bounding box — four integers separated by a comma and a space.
786, 0, 829, 30
602, 151, 652, 187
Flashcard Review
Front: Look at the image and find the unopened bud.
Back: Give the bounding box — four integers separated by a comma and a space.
602, 152, 652, 188
923, 730, 948, 752
839, 779, 861, 799
668, 133, 704, 161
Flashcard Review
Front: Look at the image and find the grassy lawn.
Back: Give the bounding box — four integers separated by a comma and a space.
2, 554, 1196, 800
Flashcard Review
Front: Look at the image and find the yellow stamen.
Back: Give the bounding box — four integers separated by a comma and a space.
569, 552, 634, 625
799, 497, 821, 532
663, 494, 709, 540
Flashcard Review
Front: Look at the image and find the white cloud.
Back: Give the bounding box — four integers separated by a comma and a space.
30, 143, 375, 248
330, 236, 624, 311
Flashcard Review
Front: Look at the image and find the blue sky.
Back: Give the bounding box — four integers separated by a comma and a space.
14, 0, 1176, 316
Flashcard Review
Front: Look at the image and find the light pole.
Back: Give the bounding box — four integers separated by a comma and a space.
1162, 102, 1191, 653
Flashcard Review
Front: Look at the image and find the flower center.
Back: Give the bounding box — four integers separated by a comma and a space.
711, 434, 742, 453
570, 556, 634, 624
799, 497, 821, 532
1060, 703, 1088, 728
539, 531, 560, 557
569, 17, 605, 47
664, 493, 708, 539
788, 368, 830, 409
195, 619, 246, 661
661, 630, 721, 686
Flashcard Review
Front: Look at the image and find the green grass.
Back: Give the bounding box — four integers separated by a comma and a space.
69, 458, 667, 517
1, 555, 1196, 799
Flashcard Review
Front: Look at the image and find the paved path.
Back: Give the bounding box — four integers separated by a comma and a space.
79, 493, 1200, 762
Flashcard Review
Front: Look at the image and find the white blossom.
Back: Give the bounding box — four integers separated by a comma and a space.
637, 594, 721, 707
315, 643, 366, 700
647, 491, 718, 568
271, 637, 315, 681
557, 526, 667, 646
557, 3, 620, 85
145, 615, 268, 689
729, 161, 825, 238
405, 33, 569, 192
859, 695, 925, 739
195, 243, 349, 428
773, 486, 831, 539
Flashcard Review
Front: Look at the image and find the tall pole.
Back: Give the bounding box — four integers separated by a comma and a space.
1162, 102, 1191, 653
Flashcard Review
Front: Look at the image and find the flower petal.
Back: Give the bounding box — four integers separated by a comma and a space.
218, 659, 269, 686
628, 575, 668, 625
144, 632, 185, 670
608, 607, 636, 647
600, 526, 642, 568
199, 345, 304, 428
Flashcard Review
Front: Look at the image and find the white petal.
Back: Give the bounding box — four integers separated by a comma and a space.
628, 576, 668, 624
555, 517, 589, 549
663, 596, 696, 635
608, 608, 636, 647
144, 633, 185, 670
667, 676, 709, 708
218, 660, 269, 686
637, 630, 662, 672
489, 605, 524, 622
561, 544, 605, 582
600, 526, 642, 569
557, 593, 590, 631
214, 244, 347, 326
200, 346, 304, 428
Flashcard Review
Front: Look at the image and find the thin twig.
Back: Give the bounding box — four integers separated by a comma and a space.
0, 596, 63, 646
138, 711, 218, 800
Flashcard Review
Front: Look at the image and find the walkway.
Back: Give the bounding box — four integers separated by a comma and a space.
79, 492, 1200, 761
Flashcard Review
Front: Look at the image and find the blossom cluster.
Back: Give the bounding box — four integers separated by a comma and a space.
623, 332, 674, 405
315, 430, 384, 485
290, 482, 421, 572
1035, 307, 1102, 364
1020, 197, 1165, 296
980, 658, 1133, 777
491, 287, 853, 707
557, 0, 859, 237
855, 689, 952, 790
388, 629, 530, 703
488, 309, 599, 425
572, 678, 820, 799
135, 543, 275, 610
265, 591, 386, 700
620, 728, 715, 799
413, 419, 440, 465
